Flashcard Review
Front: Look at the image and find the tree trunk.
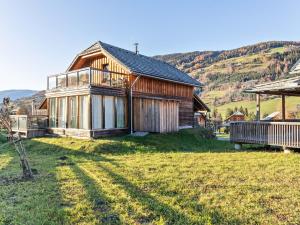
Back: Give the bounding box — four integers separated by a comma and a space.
10, 132, 33, 179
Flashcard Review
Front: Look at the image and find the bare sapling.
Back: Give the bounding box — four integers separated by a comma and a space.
0, 97, 33, 179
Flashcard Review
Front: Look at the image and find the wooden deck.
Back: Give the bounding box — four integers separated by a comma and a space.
230, 121, 300, 148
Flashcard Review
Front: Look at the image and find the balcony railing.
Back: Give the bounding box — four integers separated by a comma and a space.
230, 121, 300, 148
47, 67, 130, 90
10, 115, 48, 131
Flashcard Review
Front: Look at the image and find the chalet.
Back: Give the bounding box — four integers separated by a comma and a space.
230, 58, 300, 150
12, 41, 209, 138
225, 111, 245, 123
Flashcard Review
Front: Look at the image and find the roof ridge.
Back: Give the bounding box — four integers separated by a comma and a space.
74, 40, 201, 86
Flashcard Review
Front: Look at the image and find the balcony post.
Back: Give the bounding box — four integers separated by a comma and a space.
256, 94, 260, 121
282, 94, 286, 121
110, 72, 112, 86
89, 68, 92, 86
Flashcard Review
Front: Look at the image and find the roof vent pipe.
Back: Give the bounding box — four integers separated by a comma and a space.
134, 43, 139, 54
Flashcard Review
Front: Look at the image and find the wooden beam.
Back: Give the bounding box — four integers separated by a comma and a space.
282, 94, 286, 121
256, 94, 260, 121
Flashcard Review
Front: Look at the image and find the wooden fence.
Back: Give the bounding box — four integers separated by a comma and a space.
230, 121, 300, 148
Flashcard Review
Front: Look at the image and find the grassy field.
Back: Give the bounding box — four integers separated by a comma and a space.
1, 129, 300, 224
212, 96, 300, 119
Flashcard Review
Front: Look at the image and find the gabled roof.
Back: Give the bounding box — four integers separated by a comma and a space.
68, 41, 201, 87
244, 76, 300, 95
231, 111, 244, 116
262, 111, 281, 121
225, 111, 244, 121
193, 93, 210, 112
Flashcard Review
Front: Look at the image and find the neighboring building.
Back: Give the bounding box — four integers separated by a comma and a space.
262, 112, 281, 121
193, 94, 210, 127
230, 58, 300, 149
24, 41, 209, 138
225, 111, 245, 123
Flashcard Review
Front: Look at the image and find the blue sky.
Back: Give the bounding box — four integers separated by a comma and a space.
0, 0, 299, 90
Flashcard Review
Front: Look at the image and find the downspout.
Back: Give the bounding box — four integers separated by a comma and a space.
129, 75, 141, 134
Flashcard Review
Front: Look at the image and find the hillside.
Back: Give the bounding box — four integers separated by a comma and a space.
0, 90, 38, 101
155, 41, 300, 116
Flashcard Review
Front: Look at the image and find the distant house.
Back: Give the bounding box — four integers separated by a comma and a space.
262, 112, 281, 121
193, 94, 210, 127
12, 41, 209, 138
225, 111, 245, 123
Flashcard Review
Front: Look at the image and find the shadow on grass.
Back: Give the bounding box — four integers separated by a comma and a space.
94, 161, 242, 225
69, 162, 121, 224
4, 139, 245, 224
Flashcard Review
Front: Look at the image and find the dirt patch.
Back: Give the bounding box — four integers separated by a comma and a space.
0, 176, 34, 185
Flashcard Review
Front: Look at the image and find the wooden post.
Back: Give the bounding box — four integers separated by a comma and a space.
256, 94, 260, 121
88, 95, 92, 130
282, 94, 286, 121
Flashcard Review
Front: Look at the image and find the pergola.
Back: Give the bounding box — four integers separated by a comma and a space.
230, 59, 300, 150
244, 76, 300, 121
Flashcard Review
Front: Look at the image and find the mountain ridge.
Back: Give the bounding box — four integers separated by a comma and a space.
154, 40, 300, 108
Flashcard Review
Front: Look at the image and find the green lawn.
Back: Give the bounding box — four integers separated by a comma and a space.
1, 129, 300, 224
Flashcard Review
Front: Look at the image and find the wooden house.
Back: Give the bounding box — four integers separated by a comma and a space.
225, 111, 245, 123
14, 41, 208, 138
193, 94, 210, 127
230, 58, 300, 149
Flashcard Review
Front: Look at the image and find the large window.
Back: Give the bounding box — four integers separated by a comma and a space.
68, 96, 78, 128
92, 95, 103, 129
79, 96, 89, 129
58, 98, 67, 128
92, 95, 127, 130
104, 96, 115, 129
116, 97, 126, 128
49, 98, 57, 127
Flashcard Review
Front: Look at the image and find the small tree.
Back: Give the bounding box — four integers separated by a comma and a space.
0, 97, 33, 179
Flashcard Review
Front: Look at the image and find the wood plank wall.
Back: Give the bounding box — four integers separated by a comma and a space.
132, 76, 195, 127
132, 76, 194, 99
179, 100, 194, 126
133, 98, 179, 133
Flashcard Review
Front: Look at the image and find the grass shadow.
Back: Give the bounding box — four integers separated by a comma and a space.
95, 162, 242, 224
69, 161, 121, 224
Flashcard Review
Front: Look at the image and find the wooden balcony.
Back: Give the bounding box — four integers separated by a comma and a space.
230, 121, 300, 148
47, 67, 129, 91
10, 115, 48, 138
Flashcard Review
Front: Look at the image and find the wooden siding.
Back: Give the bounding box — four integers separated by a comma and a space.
133, 76, 194, 99
230, 121, 300, 148
71, 54, 129, 74
179, 100, 194, 126
133, 98, 179, 133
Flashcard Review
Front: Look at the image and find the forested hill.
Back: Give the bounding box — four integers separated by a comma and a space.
154, 41, 300, 106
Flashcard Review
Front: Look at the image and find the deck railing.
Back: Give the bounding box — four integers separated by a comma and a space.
230, 121, 300, 148
10, 115, 48, 131
47, 67, 129, 90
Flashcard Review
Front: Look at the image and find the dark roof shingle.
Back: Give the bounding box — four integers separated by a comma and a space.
78, 41, 201, 86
